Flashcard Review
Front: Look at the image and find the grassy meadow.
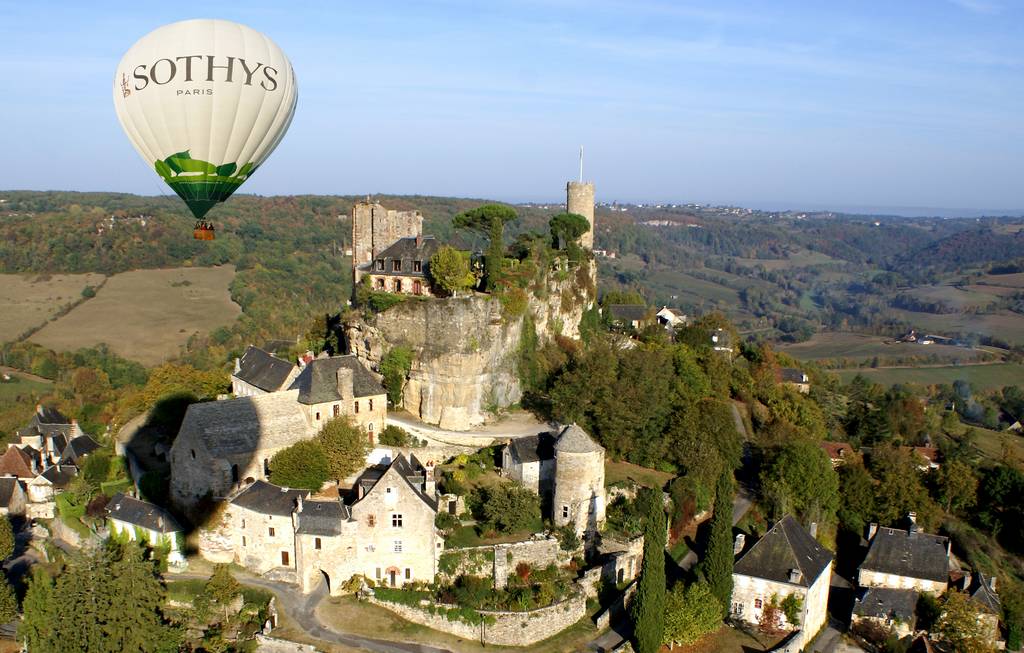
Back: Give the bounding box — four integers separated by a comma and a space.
0, 272, 106, 341
836, 362, 1024, 392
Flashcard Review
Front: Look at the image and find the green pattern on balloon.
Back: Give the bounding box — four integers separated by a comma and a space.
153, 150, 258, 219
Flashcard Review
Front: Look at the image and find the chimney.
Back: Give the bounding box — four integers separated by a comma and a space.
809, 522, 818, 539
234, 357, 241, 374
416, 234, 422, 249
961, 572, 972, 592
867, 522, 878, 541
337, 367, 354, 401
907, 512, 918, 534
157, 515, 164, 530
296, 495, 304, 513
788, 569, 803, 584
988, 575, 997, 592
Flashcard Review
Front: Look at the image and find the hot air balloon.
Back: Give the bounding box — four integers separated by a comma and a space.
113, 19, 298, 239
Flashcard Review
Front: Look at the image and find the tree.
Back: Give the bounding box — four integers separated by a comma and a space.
453, 204, 518, 291
631, 487, 666, 653
268, 440, 330, 491
380, 346, 413, 407
663, 582, 722, 648
934, 459, 977, 513
759, 440, 839, 525
379, 424, 412, 446
0, 516, 13, 561
837, 461, 875, 534
477, 483, 541, 533
428, 245, 475, 296
549, 212, 590, 250
205, 563, 241, 623
105, 541, 177, 651
935, 590, 997, 653
869, 445, 937, 527
698, 470, 734, 614
19, 567, 55, 650
0, 578, 16, 624
317, 416, 371, 481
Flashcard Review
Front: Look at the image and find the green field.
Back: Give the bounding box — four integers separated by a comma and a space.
30, 266, 241, 366
904, 284, 1000, 311
837, 363, 1024, 391
734, 249, 839, 270
781, 332, 993, 365
0, 272, 106, 341
977, 272, 1024, 288
0, 369, 52, 402
889, 309, 1024, 347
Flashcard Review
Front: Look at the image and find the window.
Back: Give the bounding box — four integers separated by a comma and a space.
413, 280, 422, 295
386, 487, 392, 494
315, 411, 321, 421
376, 260, 384, 271
315, 537, 322, 550
281, 551, 289, 566
392, 514, 403, 528
405, 568, 411, 580
263, 459, 270, 475
394, 279, 403, 293
241, 519, 246, 529
413, 260, 422, 273
268, 527, 275, 537
190, 450, 196, 460
242, 536, 246, 547
354, 401, 360, 414
368, 398, 374, 411
333, 404, 340, 417
375, 567, 381, 579
376, 277, 385, 289
367, 515, 376, 527
393, 540, 402, 553
754, 598, 762, 609
561, 505, 569, 519
392, 260, 401, 272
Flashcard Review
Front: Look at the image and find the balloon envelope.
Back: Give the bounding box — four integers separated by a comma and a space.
113, 19, 297, 219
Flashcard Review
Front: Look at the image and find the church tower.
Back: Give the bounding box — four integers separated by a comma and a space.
566, 147, 595, 250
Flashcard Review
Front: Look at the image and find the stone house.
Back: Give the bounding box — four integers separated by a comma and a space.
731, 516, 833, 644
551, 425, 606, 537
851, 587, 918, 638
15, 404, 83, 466
364, 235, 443, 297
0, 477, 27, 517
232, 345, 301, 397
858, 521, 950, 594
26, 465, 78, 519
106, 493, 185, 565
287, 355, 387, 441
350, 200, 424, 288
297, 453, 440, 593
501, 432, 555, 496
777, 368, 811, 394
0, 446, 38, 479
711, 329, 735, 357
819, 441, 856, 468
170, 391, 314, 509
227, 481, 310, 574
656, 306, 688, 330
58, 435, 102, 466
604, 304, 652, 331
954, 571, 1003, 648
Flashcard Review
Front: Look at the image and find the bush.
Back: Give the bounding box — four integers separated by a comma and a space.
474, 483, 541, 534
380, 346, 413, 407
268, 440, 330, 490
379, 424, 412, 446
435, 512, 459, 532
556, 524, 581, 551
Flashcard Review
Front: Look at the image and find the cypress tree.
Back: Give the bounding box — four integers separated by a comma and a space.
698, 470, 735, 615
631, 487, 667, 653
105, 541, 176, 651
0, 578, 16, 625
19, 567, 55, 652
0, 516, 13, 561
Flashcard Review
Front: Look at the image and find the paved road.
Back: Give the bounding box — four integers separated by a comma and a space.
387, 410, 554, 446
173, 570, 452, 653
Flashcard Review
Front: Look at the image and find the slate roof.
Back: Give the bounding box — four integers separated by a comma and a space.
0, 446, 36, 478
0, 477, 22, 508
508, 432, 555, 464
368, 236, 442, 278
231, 480, 310, 517
853, 587, 918, 623
16, 405, 74, 438
39, 465, 77, 488
296, 499, 350, 535
555, 424, 604, 454
778, 368, 808, 384
734, 515, 834, 587
59, 435, 102, 464
288, 355, 385, 404
356, 454, 437, 512
107, 493, 181, 533
606, 304, 650, 323
176, 391, 312, 457
971, 573, 1001, 614
234, 346, 297, 393
861, 527, 949, 583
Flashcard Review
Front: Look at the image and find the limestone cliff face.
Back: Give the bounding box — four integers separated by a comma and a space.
345, 262, 594, 431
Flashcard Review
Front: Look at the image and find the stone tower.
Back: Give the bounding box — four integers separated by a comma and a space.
351, 200, 423, 286
552, 424, 606, 536
566, 181, 595, 250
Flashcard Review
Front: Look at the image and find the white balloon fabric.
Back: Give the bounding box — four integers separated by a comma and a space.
113, 19, 297, 219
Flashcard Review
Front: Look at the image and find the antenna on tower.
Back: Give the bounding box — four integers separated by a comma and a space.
578, 146, 584, 183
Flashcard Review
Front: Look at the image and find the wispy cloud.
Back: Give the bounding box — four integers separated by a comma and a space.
948, 0, 1001, 14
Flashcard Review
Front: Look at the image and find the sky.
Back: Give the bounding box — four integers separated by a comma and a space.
1, 0, 1023, 213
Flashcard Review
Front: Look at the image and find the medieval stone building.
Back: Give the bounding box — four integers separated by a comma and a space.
351, 200, 424, 288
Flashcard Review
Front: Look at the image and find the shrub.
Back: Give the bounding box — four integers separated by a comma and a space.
268, 440, 330, 490
379, 424, 412, 446
380, 346, 413, 407
475, 483, 541, 534
435, 512, 459, 532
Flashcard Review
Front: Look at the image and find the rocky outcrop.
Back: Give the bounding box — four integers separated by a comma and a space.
345, 262, 594, 431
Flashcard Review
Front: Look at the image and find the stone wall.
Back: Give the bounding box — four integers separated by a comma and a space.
345, 264, 594, 431
438, 536, 562, 589
366, 592, 588, 647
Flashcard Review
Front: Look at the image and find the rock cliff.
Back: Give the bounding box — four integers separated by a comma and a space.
345, 262, 595, 431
